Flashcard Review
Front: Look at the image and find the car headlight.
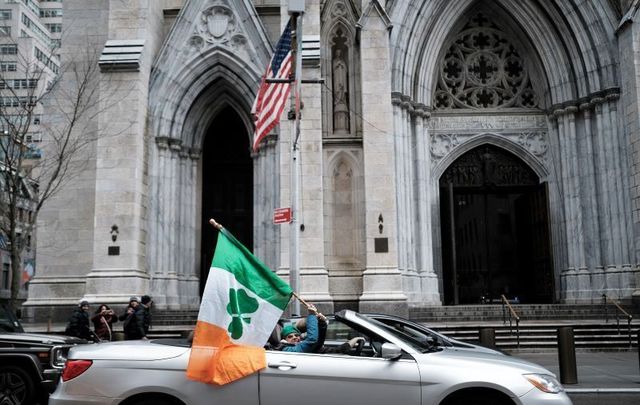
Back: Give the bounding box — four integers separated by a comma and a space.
51, 346, 69, 368
523, 374, 564, 393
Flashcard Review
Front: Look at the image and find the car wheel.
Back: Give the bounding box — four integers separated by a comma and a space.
441, 389, 513, 405
0, 366, 36, 405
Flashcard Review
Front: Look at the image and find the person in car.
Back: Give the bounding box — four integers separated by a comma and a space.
277, 305, 326, 353
119, 296, 147, 340
65, 300, 92, 340
91, 304, 118, 341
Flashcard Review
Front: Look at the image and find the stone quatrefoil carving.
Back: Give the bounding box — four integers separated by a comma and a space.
434, 13, 539, 110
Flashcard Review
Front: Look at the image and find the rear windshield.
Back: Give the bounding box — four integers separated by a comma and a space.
150, 338, 191, 348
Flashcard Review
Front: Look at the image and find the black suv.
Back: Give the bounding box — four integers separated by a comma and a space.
0, 303, 86, 405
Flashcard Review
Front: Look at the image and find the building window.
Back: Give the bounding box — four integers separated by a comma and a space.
0, 62, 17, 72
2, 263, 9, 290
0, 45, 17, 55
0, 10, 11, 20
40, 9, 63, 18
0, 26, 10, 36
45, 23, 61, 33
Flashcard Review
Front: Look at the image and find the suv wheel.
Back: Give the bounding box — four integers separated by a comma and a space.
0, 366, 35, 405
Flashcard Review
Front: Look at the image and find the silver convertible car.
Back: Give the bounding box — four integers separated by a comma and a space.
50, 310, 571, 405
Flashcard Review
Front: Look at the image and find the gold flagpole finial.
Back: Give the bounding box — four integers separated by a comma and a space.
209, 218, 223, 230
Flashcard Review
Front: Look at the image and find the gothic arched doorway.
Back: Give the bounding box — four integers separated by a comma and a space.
200, 106, 253, 293
439, 145, 553, 305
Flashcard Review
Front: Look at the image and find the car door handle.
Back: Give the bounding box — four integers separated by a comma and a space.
268, 361, 297, 370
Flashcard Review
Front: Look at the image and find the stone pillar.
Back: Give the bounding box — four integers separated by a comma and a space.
151, 138, 168, 305
357, 2, 407, 316
165, 139, 181, 308
580, 103, 602, 302
178, 146, 189, 300
616, 17, 640, 304
593, 100, 613, 264
555, 109, 577, 303
186, 150, 200, 308
415, 107, 440, 304
565, 107, 590, 302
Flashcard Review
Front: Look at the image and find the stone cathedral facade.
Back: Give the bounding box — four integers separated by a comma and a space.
23, 0, 640, 320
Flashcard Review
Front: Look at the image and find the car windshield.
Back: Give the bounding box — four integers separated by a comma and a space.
0, 304, 22, 332
352, 313, 431, 352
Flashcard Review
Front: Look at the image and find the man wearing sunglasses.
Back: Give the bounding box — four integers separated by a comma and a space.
278, 305, 326, 353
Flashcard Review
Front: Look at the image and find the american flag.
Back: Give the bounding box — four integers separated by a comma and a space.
252, 19, 293, 152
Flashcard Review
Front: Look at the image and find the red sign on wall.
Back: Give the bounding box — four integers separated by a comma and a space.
273, 207, 292, 224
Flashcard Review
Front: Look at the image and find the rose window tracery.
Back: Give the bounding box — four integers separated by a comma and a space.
434, 13, 539, 110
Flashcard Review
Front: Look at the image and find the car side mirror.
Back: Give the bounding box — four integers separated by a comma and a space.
380, 343, 402, 360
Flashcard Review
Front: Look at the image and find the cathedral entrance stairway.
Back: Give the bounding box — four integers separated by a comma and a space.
141, 304, 640, 352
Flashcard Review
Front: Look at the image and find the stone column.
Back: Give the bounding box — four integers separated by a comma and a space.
391, 97, 406, 276
402, 98, 417, 274
178, 146, 189, 301
415, 107, 440, 304
580, 103, 604, 302
555, 109, 577, 303
165, 139, 181, 308
357, 3, 407, 316
565, 107, 590, 302
547, 114, 568, 301
600, 101, 621, 299
186, 150, 200, 308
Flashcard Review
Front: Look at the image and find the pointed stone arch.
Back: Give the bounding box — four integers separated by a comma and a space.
146, 0, 280, 308
432, 133, 549, 182
390, 0, 620, 107
323, 148, 365, 309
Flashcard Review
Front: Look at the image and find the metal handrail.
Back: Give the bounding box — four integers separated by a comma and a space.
602, 294, 633, 348
501, 294, 520, 348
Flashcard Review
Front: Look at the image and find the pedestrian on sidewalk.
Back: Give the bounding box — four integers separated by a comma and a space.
65, 300, 92, 340
91, 304, 118, 341
119, 297, 147, 340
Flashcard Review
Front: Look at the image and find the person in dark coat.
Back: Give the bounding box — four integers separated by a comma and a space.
65, 300, 92, 340
119, 296, 147, 340
91, 304, 118, 341
140, 295, 153, 335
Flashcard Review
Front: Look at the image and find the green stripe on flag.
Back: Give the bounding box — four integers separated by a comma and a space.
212, 229, 292, 310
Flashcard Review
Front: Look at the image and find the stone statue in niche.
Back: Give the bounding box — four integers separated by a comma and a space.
332, 48, 350, 134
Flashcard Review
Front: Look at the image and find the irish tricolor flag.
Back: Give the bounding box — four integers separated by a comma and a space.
186, 226, 292, 385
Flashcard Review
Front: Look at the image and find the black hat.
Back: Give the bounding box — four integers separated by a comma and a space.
141, 295, 152, 304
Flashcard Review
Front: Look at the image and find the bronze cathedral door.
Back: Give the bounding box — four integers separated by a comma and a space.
439, 145, 554, 305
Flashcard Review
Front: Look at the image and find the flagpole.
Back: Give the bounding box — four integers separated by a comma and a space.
289, 5, 304, 316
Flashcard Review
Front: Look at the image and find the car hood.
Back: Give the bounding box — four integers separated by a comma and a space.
68, 340, 190, 361
0, 332, 86, 345
424, 348, 551, 375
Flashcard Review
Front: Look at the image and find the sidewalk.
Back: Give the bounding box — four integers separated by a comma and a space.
512, 351, 640, 392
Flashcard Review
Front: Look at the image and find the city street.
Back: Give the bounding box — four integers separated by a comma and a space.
514, 351, 640, 405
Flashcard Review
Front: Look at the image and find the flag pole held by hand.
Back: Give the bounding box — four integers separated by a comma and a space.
292, 292, 326, 322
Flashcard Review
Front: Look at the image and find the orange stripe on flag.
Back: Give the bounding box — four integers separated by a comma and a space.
186, 321, 267, 385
